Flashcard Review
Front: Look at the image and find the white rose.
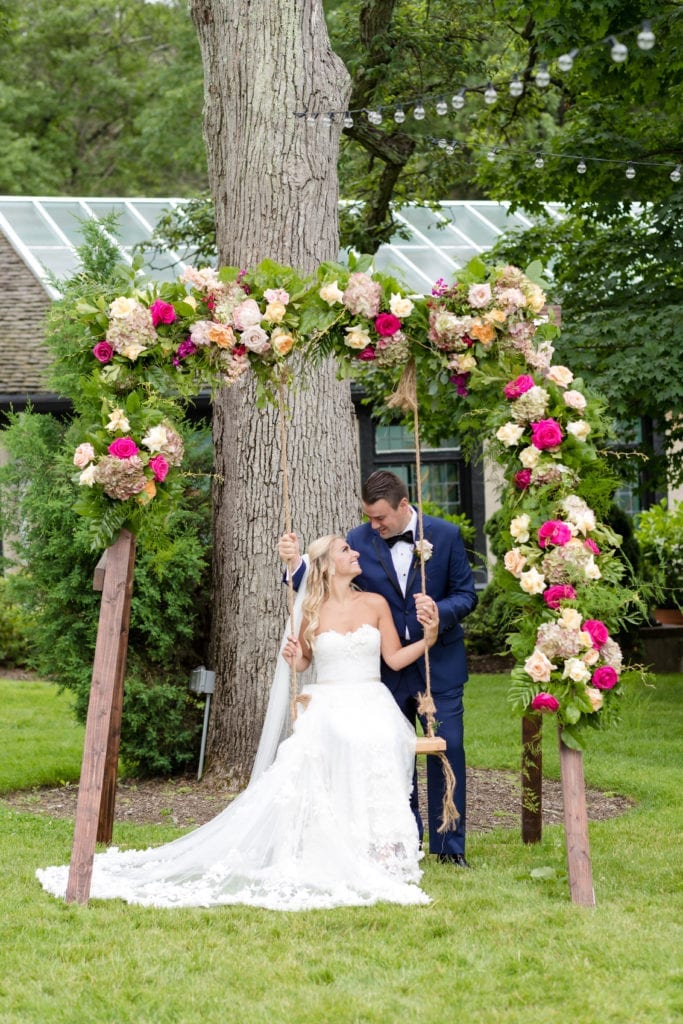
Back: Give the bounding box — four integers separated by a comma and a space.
344, 326, 371, 350
519, 445, 540, 468
525, 282, 546, 314
520, 568, 546, 595
450, 352, 477, 374
546, 364, 574, 388
585, 686, 604, 712
496, 421, 525, 447
563, 657, 591, 684
141, 425, 169, 453
78, 464, 97, 487
504, 549, 527, 577
559, 608, 583, 632
240, 324, 271, 354
106, 408, 130, 433
509, 514, 531, 543
467, 283, 492, 308
524, 649, 556, 683
389, 293, 414, 318
108, 296, 138, 318
567, 420, 591, 441
584, 556, 602, 581
73, 443, 96, 468
120, 343, 146, 362
319, 280, 345, 305
563, 389, 587, 412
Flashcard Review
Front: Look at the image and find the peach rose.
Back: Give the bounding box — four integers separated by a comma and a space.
504, 548, 527, 577
208, 323, 235, 349
264, 300, 287, 323
585, 686, 604, 712
469, 318, 497, 345
546, 365, 574, 388
271, 329, 295, 356
524, 649, 556, 683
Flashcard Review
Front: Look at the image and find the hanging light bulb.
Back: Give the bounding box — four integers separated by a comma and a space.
437, 137, 448, 148
484, 82, 497, 105
609, 36, 628, 63
322, 112, 333, 126
393, 104, 406, 124
670, 164, 681, 183
451, 88, 466, 110
625, 162, 636, 180
343, 111, 354, 128
445, 144, 455, 156
509, 74, 524, 98
637, 20, 655, 51
535, 62, 550, 88
576, 159, 587, 174
436, 96, 448, 116
306, 112, 319, 124
367, 108, 383, 125
487, 147, 498, 162
413, 100, 426, 120
557, 48, 579, 72
534, 151, 545, 169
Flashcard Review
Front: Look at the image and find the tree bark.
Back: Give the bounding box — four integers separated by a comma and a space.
190, 0, 360, 784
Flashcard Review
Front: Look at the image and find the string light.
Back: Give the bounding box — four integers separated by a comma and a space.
487, 147, 498, 162
394, 105, 406, 124
535, 62, 550, 88
436, 96, 448, 116
484, 82, 498, 105
625, 162, 636, 179
557, 48, 579, 72
637, 20, 655, 51
534, 151, 545, 169
671, 164, 681, 183
343, 111, 354, 128
609, 36, 628, 63
509, 74, 524, 98
413, 101, 426, 121
577, 159, 587, 174
451, 88, 466, 110
367, 109, 382, 125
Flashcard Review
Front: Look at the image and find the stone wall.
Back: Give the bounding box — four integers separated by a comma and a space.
0, 232, 53, 394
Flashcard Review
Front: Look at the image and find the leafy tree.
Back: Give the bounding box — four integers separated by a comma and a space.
0, 0, 207, 195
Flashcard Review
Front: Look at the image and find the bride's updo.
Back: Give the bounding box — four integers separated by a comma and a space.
301, 535, 342, 647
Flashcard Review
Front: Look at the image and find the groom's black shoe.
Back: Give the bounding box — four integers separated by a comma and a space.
437, 853, 471, 869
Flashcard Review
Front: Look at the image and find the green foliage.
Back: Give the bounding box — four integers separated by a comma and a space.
0, 576, 35, 667
634, 499, 683, 610
0, 410, 212, 775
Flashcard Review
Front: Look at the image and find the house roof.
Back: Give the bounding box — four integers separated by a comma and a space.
0, 196, 562, 403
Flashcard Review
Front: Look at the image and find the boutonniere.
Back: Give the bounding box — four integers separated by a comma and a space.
414, 539, 433, 563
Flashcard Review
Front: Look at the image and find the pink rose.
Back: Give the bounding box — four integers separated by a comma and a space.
531, 692, 560, 713
93, 341, 114, 364
531, 418, 564, 450
584, 538, 600, 556
149, 299, 177, 326
514, 469, 532, 490
537, 520, 573, 548
374, 312, 402, 337
583, 619, 609, 649
591, 665, 618, 690
543, 584, 577, 609
357, 345, 376, 361
148, 454, 169, 483
108, 437, 140, 459
504, 374, 535, 400
233, 298, 262, 330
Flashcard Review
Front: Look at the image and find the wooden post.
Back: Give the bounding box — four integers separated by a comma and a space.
558, 730, 596, 906
65, 529, 136, 905
521, 714, 543, 843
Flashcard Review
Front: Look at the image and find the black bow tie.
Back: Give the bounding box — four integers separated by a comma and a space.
385, 530, 414, 548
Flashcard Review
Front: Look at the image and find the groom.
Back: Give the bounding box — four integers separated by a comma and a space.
279, 470, 478, 866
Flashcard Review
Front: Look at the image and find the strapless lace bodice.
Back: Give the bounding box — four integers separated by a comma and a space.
312, 623, 382, 685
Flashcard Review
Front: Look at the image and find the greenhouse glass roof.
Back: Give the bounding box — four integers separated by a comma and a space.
0, 196, 563, 298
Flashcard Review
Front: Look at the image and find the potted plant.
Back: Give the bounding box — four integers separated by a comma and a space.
635, 499, 683, 625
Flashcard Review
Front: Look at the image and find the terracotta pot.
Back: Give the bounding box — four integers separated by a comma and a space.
652, 608, 683, 626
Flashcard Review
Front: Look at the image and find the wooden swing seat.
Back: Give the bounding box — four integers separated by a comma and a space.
415, 735, 446, 754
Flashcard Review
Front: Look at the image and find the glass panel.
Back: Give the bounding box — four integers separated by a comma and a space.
40, 201, 91, 242
33, 247, 80, 280
613, 483, 641, 516
129, 201, 175, 229
375, 423, 459, 453
2, 202, 60, 244
439, 205, 501, 246
394, 206, 443, 234
85, 203, 148, 244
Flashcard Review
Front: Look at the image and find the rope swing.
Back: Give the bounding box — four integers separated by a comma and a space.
387, 359, 459, 833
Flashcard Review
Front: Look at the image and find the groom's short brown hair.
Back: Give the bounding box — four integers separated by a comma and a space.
361, 470, 409, 509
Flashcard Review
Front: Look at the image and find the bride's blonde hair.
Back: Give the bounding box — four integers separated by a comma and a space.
301, 535, 343, 648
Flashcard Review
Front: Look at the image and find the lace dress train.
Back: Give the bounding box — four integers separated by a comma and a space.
37, 625, 428, 910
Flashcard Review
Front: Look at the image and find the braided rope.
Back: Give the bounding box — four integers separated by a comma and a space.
278, 377, 298, 723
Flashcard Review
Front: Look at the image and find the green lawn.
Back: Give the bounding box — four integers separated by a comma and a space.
0, 670, 681, 1024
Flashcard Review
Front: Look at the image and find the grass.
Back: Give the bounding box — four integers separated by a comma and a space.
0, 670, 681, 1024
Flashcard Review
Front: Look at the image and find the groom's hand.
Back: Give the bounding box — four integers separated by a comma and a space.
414, 594, 439, 640
278, 532, 302, 572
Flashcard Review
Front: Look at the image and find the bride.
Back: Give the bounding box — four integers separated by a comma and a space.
37, 535, 437, 910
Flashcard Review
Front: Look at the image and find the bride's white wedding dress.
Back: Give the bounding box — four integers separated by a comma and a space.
37, 624, 428, 910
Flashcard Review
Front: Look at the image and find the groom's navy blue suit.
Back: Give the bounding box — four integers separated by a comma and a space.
292, 512, 477, 857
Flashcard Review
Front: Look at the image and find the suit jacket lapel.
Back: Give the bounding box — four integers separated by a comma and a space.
406, 520, 433, 594
371, 532, 403, 598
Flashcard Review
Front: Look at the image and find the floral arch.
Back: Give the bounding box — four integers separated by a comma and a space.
67, 253, 640, 754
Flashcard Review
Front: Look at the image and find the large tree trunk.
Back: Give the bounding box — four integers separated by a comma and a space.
190, 0, 360, 784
